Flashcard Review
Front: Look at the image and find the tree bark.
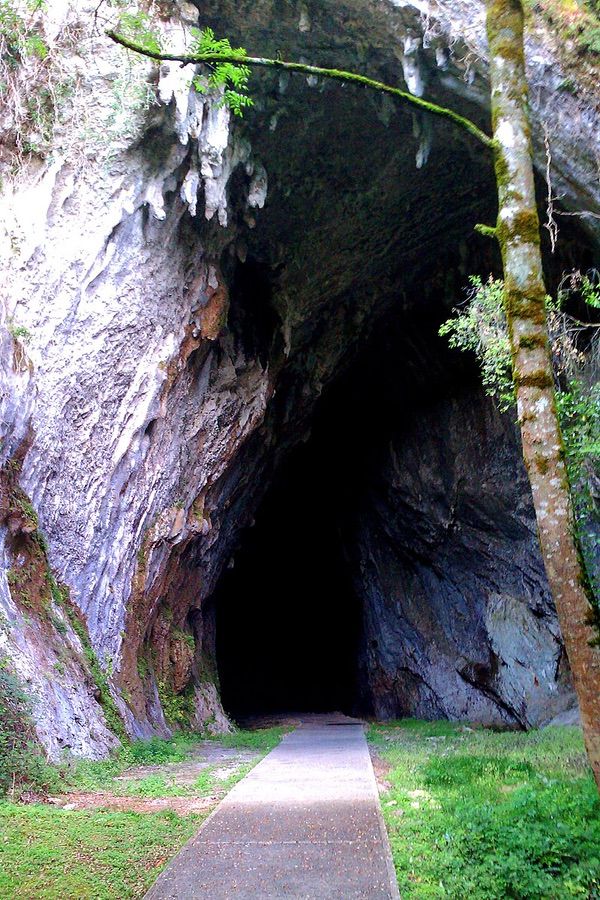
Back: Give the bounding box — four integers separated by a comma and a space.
485, 0, 600, 788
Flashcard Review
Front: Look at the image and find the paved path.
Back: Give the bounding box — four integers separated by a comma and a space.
146, 714, 400, 899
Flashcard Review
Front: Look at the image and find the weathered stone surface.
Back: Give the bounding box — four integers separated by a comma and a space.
0, 0, 597, 755
351, 390, 574, 727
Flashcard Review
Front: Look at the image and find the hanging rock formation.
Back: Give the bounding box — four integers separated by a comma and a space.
0, 0, 597, 756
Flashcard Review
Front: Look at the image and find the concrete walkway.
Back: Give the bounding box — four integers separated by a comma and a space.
146, 714, 400, 899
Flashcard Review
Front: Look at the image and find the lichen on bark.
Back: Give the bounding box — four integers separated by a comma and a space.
485, 0, 600, 790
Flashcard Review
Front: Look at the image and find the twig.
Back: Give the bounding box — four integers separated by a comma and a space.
555, 210, 600, 220
543, 125, 559, 253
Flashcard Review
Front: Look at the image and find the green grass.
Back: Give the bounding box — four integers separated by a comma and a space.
0, 726, 288, 897
0, 803, 202, 899
205, 726, 288, 752
120, 774, 191, 798
59, 734, 203, 793
59, 727, 286, 796
369, 720, 600, 899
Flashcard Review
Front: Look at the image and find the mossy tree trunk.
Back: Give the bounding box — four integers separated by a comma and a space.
485, 0, 600, 789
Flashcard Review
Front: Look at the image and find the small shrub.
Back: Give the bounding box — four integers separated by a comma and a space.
122, 737, 186, 766
439, 275, 515, 410
0, 658, 59, 797
439, 270, 600, 604
157, 680, 196, 728
7, 321, 31, 342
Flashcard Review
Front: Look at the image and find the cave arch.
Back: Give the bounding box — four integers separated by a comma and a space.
127, 1, 597, 733
211, 298, 574, 725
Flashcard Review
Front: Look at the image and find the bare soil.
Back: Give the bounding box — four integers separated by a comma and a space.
369, 749, 393, 793
117, 742, 258, 785
47, 792, 217, 815
46, 740, 264, 815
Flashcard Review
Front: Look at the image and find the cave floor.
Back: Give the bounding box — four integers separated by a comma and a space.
145, 713, 399, 899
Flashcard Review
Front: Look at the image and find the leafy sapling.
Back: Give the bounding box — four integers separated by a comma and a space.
438, 276, 514, 410
440, 270, 600, 597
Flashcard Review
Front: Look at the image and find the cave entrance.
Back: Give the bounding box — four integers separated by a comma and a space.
213, 301, 477, 722
215, 427, 362, 720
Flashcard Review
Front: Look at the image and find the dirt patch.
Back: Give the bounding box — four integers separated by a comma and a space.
117, 741, 258, 786
235, 713, 305, 730
46, 792, 216, 815
38, 740, 267, 816
369, 749, 392, 793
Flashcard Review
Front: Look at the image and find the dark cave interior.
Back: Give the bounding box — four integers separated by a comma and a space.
215, 435, 362, 718
215, 302, 475, 721
208, 65, 597, 722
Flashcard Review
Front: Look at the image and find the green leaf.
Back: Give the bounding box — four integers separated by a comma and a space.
188, 28, 254, 117
116, 11, 162, 55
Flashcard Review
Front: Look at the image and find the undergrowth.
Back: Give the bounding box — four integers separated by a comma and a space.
0, 658, 60, 799
528, 0, 600, 57
369, 720, 600, 899
0, 803, 202, 898
0, 0, 74, 165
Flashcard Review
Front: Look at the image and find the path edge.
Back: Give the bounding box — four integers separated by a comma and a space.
363, 724, 402, 900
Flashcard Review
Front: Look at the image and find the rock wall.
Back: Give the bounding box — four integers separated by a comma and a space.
351, 390, 572, 726
0, 0, 597, 756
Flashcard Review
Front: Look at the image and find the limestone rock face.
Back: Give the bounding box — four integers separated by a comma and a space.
0, 0, 597, 755
351, 390, 572, 727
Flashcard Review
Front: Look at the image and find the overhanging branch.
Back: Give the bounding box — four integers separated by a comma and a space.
106, 29, 494, 149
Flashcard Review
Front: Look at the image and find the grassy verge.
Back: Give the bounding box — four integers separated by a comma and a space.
59, 727, 287, 797
368, 720, 600, 899
59, 733, 204, 795
203, 726, 288, 753
0, 804, 202, 899
0, 726, 287, 898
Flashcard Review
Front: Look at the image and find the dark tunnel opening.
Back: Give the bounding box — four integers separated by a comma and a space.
214, 435, 363, 719
214, 300, 474, 722
212, 209, 597, 724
